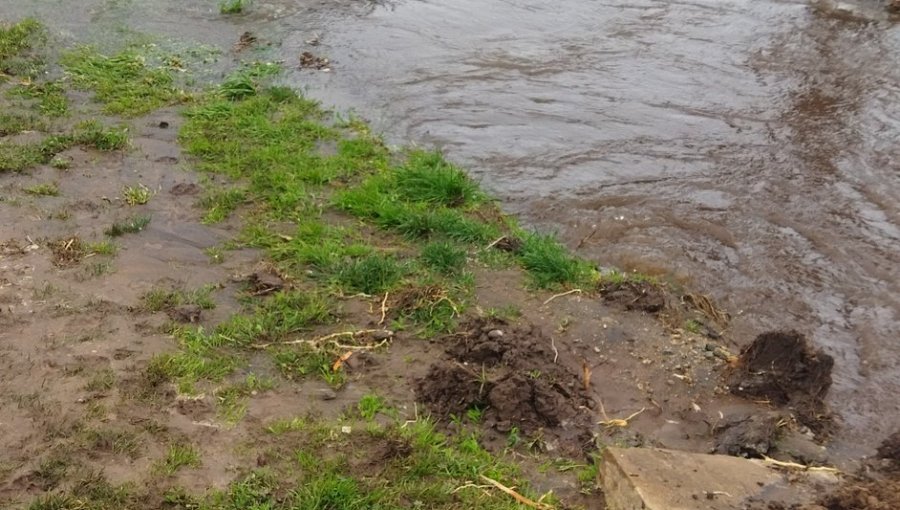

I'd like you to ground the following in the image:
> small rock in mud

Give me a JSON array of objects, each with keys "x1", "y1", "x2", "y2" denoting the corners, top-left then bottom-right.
[
  {"x1": 299, "y1": 51, "x2": 330, "y2": 70},
  {"x1": 775, "y1": 431, "x2": 829, "y2": 466},
  {"x1": 714, "y1": 412, "x2": 780, "y2": 458},
  {"x1": 169, "y1": 182, "x2": 200, "y2": 196},
  {"x1": 247, "y1": 271, "x2": 285, "y2": 295},
  {"x1": 599, "y1": 281, "x2": 666, "y2": 313},
  {"x1": 726, "y1": 330, "x2": 833, "y2": 433},
  {"x1": 167, "y1": 304, "x2": 201, "y2": 323}
]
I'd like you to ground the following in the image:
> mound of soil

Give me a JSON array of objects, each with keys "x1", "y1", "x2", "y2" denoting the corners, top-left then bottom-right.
[
  {"x1": 726, "y1": 330, "x2": 833, "y2": 433},
  {"x1": 599, "y1": 281, "x2": 665, "y2": 313},
  {"x1": 416, "y1": 319, "x2": 595, "y2": 454}
]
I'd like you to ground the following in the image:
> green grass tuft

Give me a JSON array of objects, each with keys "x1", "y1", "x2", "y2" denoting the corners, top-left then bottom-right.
[
  {"x1": 219, "y1": 0, "x2": 250, "y2": 14},
  {"x1": 8, "y1": 81, "x2": 68, "y2": 116},
  {"x1": 158, "y1": 442, "x2": 201, "y2": 474},
  {"x1": 395, "y1": 150, "x2": 481, "y2": 207},
  {"x1": 105, "y1": 215, "x2": 151, "y2": 236},
  {"x1": 122, "y1": 184, "x2": 152, "y2": 205},
  {"x1": 61, "y1": 48, "x2": 184, "y2": 116},
  {"x1": 519, "y1": 233, "x2": 593, "y2": 288},
  {"x1": 337, "y1": 253, "x2": 404, "y2": 295},
  {"x1": 421, "y1": 241, "x2": 467, "y2": 275},
  {"x1": 0, "y1": 18, "x2": 43, "y2": 78},
  {"x1": 142, "y1": 285, "x2": 217, "y2": 312},
  {"x1": 23, "y1": 182, "x2": 58, "y2": 196}
]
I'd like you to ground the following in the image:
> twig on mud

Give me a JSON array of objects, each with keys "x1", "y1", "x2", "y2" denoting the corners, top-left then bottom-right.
[
  {"x1": 575, "y1": 227, "x2": 597, "y2": 249},
  {"x1": 451, "y1": 482, "x2": 492, "y2": 494},
  {"x1": 479, "y1": 475, "x2": 555, "y2": 510},
  {"x1": 550, "y1": 337, "x2": 559, "y2": 364},
  {"x1": 401, "y1": 403, "x2": 419, "y2": 429},
  {"x1": 250, "y1": 329, "x2": 391, "y2": 349},
  {"x1": 485, "y1": 236, "x2": 507, "y2": 250},
  {"x1": 378, "y1": 292, "x2": 389, "y2": 325},
  {"x1": 598, "y1": 398, "x2": 646, "y2": 428},
  {"x1": 761, "y1": 456, "x2": 840, "y2": 474},
  {"x1": 543, "y1": 289, "x2": 582, "y2": 305},
  {"x1": 581, "y1": 361, "x2": 592, "y2": 391}
]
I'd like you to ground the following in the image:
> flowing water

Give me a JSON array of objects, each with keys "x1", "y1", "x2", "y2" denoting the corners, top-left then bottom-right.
[{"x1": 4, "y1": 0, "x2": 899, "y2": 460}]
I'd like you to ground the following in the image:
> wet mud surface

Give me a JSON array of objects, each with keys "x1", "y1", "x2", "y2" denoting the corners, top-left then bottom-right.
[{"x1": 2, "y1": 0, "x2": 897, "y2": 465}]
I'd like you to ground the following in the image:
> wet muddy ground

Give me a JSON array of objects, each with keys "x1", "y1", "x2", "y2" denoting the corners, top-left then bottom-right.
[
  {"x1": 1, "y1": 0, "x2": 899, "y2": 506},
  {"x1": 6, "y1": 0, "x2": 894, "y2": 462}
]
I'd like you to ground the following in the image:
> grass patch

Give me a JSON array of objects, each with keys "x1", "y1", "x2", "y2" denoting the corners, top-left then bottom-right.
[
  {"x1": 421, "y1": 241, "x2": 467, "y2": 275},
  {"x1": 220, "y1": 0, "x2": 250, "y2": 14},
  {"x1": 357, "y1": 393, "x2": 387, "y2": 420},
  {"x1": 8, "y1": 81, "x2": 68, "y2": 116},
  {"x1": 23, "y1": 182, "x2": 58, "y2": 196},
  {"x1": 158, "y1": 442, "x2": 201, "y2": 474},
  {"x1": 149, "y1": 290, "x2": 333, "y2": 389},
  {"x1": 519, "y1": 233, "x2": 594, "y2": 288},
  {"x1": 105, "y1": 215, "x2": 150, "y2": 236},
  {"x1": 336, "y1": 253, "x2": 405, "y2": 295},
  {"x1": 0, "y1": 18, "x2": 43, "y2": 78},
  {"x1": 122, "y1": 183, "x2": 152, "y2": 205},
  {"x1": 199, "y1": 186, "x2": 246, "y2": 223},
  {"x1": 61, "y1": 47, "x2": 185, "y2": 116},
  {"x1": 0, "y1": 122, "x2": 127, "y2": 172},
  {"x1": 83, "y1": 428, "x2": 141, "y2": 457},
  {"x1": 395, "y1": 150, "x2": 481, "y2": 207},
  {"x1": 87, "y1": 240, "x2": 117, "y2": 255},
  {"x1": 215, "y1": 374, "x2": 275, "y2": 423},
  {"x1": 142, "y1": 285, "x2": 217, "y2": 312},
  {"x1": 0, "y1": 110, "x2": 44, "y2": 136},
  {"x1": 84, "y1": 369, "x2": 116, "y2": 392}
]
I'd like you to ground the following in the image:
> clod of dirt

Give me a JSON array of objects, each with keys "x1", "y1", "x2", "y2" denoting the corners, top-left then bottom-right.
[
  {"x1": 299, "y1": 51, "x2": 330, "y2": 70},
  {"x1": 48, "y1": 237, "x2": 86, "y2": 267},
  {"x1": 876, "y1": 431, "x2": 900, "y2": 471},
  {"x1": 167, "y1": 304, "x2": 201, "y2": 323},
  {"x1": 233, "y1": 31, "x2": 258, "y2": 52},
  {"x1": 726, "y1": 330, "x2": 833, "y2": 433},
  {"x1": 599, "y1": 281, "x2": 666, "y2": 313},
  {"x1": 815, "y1": 479, "x2": 900, "y2": 510},
  {"x1": 416, "y1": 319, "x2": 595, "y2": 454},
  {"x1": 714, "y1": 413, "x2": 780, "y2": 458},
  {"x1": 247, "y1": 271, "x2": 284, "y2": 295},
  {"x1": 169, "y1": 182, "x2": 200, "y2": 196}
]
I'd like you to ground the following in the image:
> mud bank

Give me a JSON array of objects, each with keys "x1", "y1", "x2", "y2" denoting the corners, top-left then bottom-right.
[{"x1": 1, "y1": 5, "x2": 897, "y2": 510}]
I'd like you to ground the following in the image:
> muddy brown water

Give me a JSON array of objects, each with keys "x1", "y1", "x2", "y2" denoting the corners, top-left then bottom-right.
[{"x1": 4, "y1": 0, "x2": 898, "y2": 462}]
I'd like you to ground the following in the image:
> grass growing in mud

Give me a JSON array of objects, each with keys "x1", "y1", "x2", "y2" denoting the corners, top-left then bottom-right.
[{"x1": 0, "y1": 22, "x2": 642, "y2": 509}]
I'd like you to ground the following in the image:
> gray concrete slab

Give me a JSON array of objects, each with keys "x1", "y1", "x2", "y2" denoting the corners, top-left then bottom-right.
[{"x1": 601, "y1": 447, "x2": 799, "y2": 510}]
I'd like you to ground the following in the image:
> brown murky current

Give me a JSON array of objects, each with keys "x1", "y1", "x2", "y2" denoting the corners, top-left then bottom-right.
[{"x1": 4, "y1": 0, "x2": 899, "y2": 460}]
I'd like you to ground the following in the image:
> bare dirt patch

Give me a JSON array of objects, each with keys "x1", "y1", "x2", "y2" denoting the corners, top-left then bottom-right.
[{"x1": 417, "y1": 318, "x2": 596, "y2": 455}]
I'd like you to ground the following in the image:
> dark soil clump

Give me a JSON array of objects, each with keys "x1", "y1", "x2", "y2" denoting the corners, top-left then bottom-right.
[
  {"x1": 726, "y1": 330, "x2": 833, "y2": 433},
  {"x1": 714, "y1": 413, "x2": 781, "y2": 458},
  {"x1": 599, "y1": 281, "x2": 666, "y2": 313},
  {"x1": 416, "y1": 319, "x2": 595, "y2": 455},
  {"x1": 876, "y1": 431, "x2": 900, "y2": 467}
]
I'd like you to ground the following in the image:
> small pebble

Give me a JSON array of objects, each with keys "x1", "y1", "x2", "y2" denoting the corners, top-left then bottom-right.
[
  {"x1": 704, "y1": 351, "x2": 715, "y2": 359},
  {"x1": 319, "y1": 389, "x2": 337, "y2": 401},
  {"x1": 487, "y1": 329, "x2": 504, "y2": 339},
  {"x1": 372, "y1": 330, "x2": 394, "y2": 341}
]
